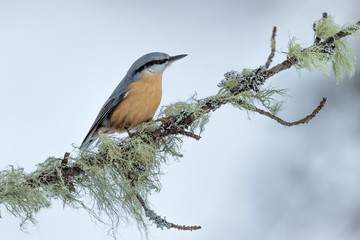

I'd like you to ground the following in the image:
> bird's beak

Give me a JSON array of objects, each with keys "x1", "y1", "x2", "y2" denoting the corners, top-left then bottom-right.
[{"x1": 170, "y1": 54, "x2": 188, "y2": 62}]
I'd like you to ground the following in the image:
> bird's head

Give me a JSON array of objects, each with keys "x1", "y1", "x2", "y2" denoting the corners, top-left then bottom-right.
[{"x1": 129, "y1": 52, "x2": 187, "y2": 76}]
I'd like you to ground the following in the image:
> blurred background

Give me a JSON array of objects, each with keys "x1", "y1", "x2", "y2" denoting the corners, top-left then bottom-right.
[{"x1": 0, "y1": 0, "x2": 359, "y2": 239}]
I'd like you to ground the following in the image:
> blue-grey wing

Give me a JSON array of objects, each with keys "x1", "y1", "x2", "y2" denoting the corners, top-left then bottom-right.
[
  {"x1": 80, "y1": 86, "x2": 127, "y2": 148},
  {"x1": 80, "y1": 67, "x2": 140, "y2": 148}
]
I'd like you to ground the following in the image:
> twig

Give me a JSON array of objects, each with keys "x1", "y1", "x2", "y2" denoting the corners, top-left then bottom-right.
[
  {"x1": 177, "y1": 128, "x2": 201, "y2": 140},
  {"x1": 129, "y1": 173, "x2": 201, "y2": 231},
  {"x1": 321, "y1": 20, "x2": 360, "y2": 45},
  {"x1": 154, "y1": 117, "x2": 201, "y2": 140},
  {"x1": 61, "y1": 152, "x2": 70, "y2": 165},
  {"x1": 313, "y1": 22, "x2": 321, "y2": 45},
  {"x1": 135, "y1": 193, "x2": 201, "y2": 231},
  {"x1": 265, "y1": 57, "x2": 295, "y2": 79},
  {"x1": 265, "y1": 26, "x2": 277, "y2": 69},
  {"x1": 171, "y1": 223, "x2": 202, "y2": 231},
  {"x1": 254, "y1": 98, "x2": 327, "y2": 126},
  {"x1": 136, "y1": 193, "x2": 149, "y2": 212}
]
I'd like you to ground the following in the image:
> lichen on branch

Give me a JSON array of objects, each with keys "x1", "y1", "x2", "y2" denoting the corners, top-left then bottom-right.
[
  {"x1": 287, "y1": 14, "x2": 359, "y2": 81},
  {"x1": 0, "y1": 12, "x2": 359, "y2": 239}
]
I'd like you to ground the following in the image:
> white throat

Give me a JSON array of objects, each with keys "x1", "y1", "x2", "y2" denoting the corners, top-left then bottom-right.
[{"x1": 147, "y1": 63, "x2": 170, "y2": 73}]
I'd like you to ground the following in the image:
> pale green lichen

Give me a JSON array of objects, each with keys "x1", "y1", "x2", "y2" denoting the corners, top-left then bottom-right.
[
  {"x1": 73, "y1": 131, "x2": 184, "y2": 236},
  {"x1": 341, "y1": 23, "x2": 360, "y2": 37},
  {"x1": 315, "y1": 16, "x2": 358, "y2": 81},
  {"x1": 288, "y1": 39, "x2": 332, "y2": 73},
  {"x1": 158, "y1": 93, "x2": 210, "y2": 134},
  {"x1": 288, "y1": 15, "x2": 359, "y2": 82},
  {"x1": 331, "y1": 39, "x2": 356, "y2": 81},
  {"x1": 314, "y1": 15, "x2": 340, "y2": 39},
  {"x1": 0, "y1": 157, "x2": 85, "y2": 231},
  {"x1": 0, "y1": 128, "x2": 184, "y2": 238},
  {"x1": 0, "y1": 166, "x2": 51, "y2": 230},
  {"x1": 271, "y1": 37, "x2": 276, "y2": 50},
  {"x1": 218, "y1": 67, "x2": 267, "y2": 93},
  {"x1": 227, "y1": 86, "x2": 287, "y2": 116},
  {"x1": 145, "y1": 209, "x2": 172, "y2": 230}
]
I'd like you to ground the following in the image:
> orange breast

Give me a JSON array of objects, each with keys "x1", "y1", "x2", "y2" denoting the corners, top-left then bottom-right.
[{"x1": 109, "y1": 72, "x2": 162, "y2": 131}]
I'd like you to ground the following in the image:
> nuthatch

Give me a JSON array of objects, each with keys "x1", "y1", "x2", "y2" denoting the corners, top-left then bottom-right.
[{"x1": 80, "y1": 52, "x2": 187, "y2": 148}]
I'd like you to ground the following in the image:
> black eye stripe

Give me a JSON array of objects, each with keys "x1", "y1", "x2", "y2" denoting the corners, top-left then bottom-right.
[{"x1": 134, "y1": 58, "x2": 169, "y2": 75}]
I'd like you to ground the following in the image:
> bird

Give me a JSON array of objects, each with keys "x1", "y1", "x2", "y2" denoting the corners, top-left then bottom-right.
[{"x1": 80, "y1": 52, "x2": 187, "y2": 148}]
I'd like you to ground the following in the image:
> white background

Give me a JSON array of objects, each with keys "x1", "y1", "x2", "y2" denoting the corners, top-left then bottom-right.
[{"x1": 1, "y1": 1, "x2": 360, "y2": 239}]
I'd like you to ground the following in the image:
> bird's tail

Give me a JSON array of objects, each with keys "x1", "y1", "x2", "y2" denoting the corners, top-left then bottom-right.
[
  {"x1": 80, "y1": 130, "x2": 99, "y2": 149},
  {"x1": 80, "y1": 137, "x2": 95, "y2": 149}
]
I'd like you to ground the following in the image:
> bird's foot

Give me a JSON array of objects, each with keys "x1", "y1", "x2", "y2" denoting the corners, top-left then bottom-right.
[
  {"x1": 125, "y1": 127, "x2": 134, "y2": 137},
  {"x1": 154, "y1": 116, "x2": 173, "y2": 123}
]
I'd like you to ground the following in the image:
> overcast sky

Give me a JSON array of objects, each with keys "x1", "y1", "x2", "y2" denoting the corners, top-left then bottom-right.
[{"x1": 1, "y1": 1, "x2": 360, "y2": 240}]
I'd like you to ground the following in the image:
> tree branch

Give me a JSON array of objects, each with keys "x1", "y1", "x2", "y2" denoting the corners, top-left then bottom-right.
[
  {"x1": 253, "y1": 98, "x2": 327, "y2": 126},
  {"x1": 265, "y1": 26, "x2": 277, "y2": 69},
  {"x1": 321, "y1": 20, "x2": 360, "y2": 45},
  {"x1": 1, "y1": 13, "x2": 359, "y2": 237}
]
